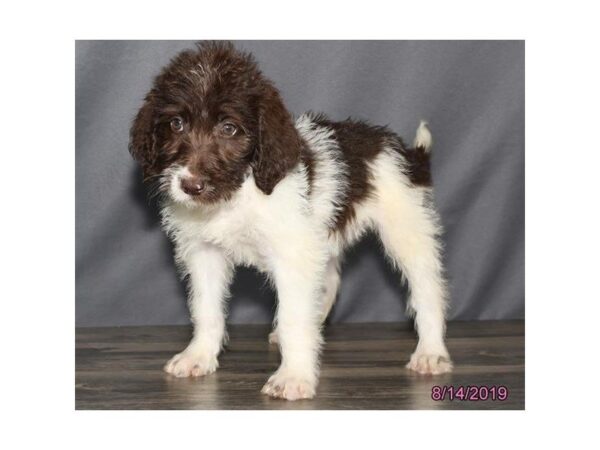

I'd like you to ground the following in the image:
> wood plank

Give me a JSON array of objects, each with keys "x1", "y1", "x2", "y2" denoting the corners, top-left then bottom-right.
[{"x1": 76, "y1": 321, "x2": 524, "y2": 410}]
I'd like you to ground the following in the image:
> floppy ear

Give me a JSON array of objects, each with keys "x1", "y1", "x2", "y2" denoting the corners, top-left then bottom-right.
[
  {"x1": 128, "y1": 100, "x2": 158, "y2": 180},
  {"x1": 251, "y1": 84, "x2": 301, "y2": 195}
]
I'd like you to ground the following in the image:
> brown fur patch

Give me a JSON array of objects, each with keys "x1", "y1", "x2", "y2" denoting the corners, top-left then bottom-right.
[
  {"x1": 252, "y1": 83, "x2": 302, "y2": 195},
  {"x1": 310, "y1": 114, "x2": 432, "y2": 232},
  {"x1": 300, "y1": 145, "x2": 315, "y2": 196},
  {"x1": 399, "y1": 146, "x2": 432, "y2": 186}
]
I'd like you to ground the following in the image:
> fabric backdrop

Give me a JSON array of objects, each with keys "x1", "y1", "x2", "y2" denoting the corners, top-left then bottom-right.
[{"x1": 76, "y1": 40, "x2": 524, "y2": 327}]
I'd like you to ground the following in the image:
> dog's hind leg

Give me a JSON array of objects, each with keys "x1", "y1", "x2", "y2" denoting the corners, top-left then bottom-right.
[
  {"x1": 373, "y1": 157, "x2": 452, "y2": 374},
  {"x1": 319, "y1": 256, "x2": 341, "y2": 324}
]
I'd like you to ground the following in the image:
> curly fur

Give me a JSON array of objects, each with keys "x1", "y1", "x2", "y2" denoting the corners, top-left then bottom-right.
[{"x1": 129, "y1": 41, "x2": 452, "y2": 401}]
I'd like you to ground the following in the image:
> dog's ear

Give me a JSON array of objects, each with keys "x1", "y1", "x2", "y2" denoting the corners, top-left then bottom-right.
[
  {"x1": 251, "y1": 84, "x2": 301, "y2": 195},
  {"x1": 129, "y1": 99, "x2": 158, "y2": 180}
]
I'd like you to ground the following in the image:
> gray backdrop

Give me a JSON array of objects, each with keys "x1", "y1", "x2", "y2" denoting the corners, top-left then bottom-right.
[{"x1": 76, "y1": 41, "x2": 524, "y2": 327}]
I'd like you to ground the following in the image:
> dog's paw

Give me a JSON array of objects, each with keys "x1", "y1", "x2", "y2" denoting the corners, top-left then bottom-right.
[
  {"x1": 268, "y1": 330, "x2": 279, "y2": 345},
  {"x1": 261, "y1": 369, "x2": 316, "y2": 401},
  {"x1": 164, "y1": 351, "x2": 218, "y2": 378},
  {"x1": 406, "y1": 352, "x2": 453, "y2": 375}
]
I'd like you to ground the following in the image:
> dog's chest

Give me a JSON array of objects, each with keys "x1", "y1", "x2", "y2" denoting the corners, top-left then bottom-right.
[
  {"x1": 200, "y1": 208, "x2": 264, "y2": 265},
  {"x1": 164, "y1": 187, "x2": 271, "y2": 269}
]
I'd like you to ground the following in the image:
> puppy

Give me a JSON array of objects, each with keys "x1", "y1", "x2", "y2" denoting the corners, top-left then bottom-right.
[{"x1": 129, "y1": 42, "x2": 452, "y2": 401}]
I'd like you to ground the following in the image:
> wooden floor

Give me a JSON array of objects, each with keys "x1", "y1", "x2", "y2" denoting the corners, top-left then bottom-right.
[{"x1": 76, "y1": 321, "x2": 524, "y2": 410}]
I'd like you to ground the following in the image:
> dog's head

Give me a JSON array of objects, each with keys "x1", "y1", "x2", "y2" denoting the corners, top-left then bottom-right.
[{"x1": 129, "y1": 42, "x2": 302, "y2": 205}]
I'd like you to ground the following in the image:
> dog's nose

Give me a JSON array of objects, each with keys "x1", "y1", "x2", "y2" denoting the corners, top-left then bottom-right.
[{"x1": 180, "y1": 177, "x2": 207, "y2": 196}]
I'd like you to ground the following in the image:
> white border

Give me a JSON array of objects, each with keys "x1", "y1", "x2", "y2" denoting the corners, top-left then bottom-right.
[{"x1": 2, "y1": 0, "x2": 599, "y2": 448}]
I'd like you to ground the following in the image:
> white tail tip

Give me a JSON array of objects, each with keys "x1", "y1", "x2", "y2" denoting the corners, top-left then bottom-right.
[{"x1": 413, "y1": 120, "x2": 432, "y2": 152}]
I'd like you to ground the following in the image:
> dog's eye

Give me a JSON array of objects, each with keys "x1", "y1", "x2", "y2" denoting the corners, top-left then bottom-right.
[
  {"x1": 221, "y1": 122, "x2": 238, "y2": 137},
  {"x1": 170, "y1": 117, "x2": 184, "y2": 133}
]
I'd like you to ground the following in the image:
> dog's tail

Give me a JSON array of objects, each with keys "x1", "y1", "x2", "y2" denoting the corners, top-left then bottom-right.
[{"x1": 413, "y1": 120, "x2": 432, "y2": 153}]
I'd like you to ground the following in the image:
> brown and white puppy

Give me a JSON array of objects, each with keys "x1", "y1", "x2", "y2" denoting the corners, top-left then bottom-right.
[{"x1": 129, "y1": 42, "x2": 452, "y2": 401}]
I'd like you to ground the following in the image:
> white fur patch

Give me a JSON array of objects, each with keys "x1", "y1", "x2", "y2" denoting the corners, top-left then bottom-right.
[
  {"x1": 296, "y1": 113, "x2": 350, "y2": 230},
  {"x1": 414, "y1": 120, "x2": 432, "y2": 152}
]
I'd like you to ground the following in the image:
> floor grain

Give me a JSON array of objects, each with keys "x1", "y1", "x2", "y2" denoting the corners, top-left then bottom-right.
[{"x1": 76, "y1": 321, "x2": 524, "y2": 410}]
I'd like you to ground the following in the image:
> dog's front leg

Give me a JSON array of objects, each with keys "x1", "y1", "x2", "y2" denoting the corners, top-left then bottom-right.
[
  {"x1": 261, "y1": 241, "x2": 325, "y2": 401},
  {"x1": 164, "y1": 243, "x2": 233, "y2": 378}
]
